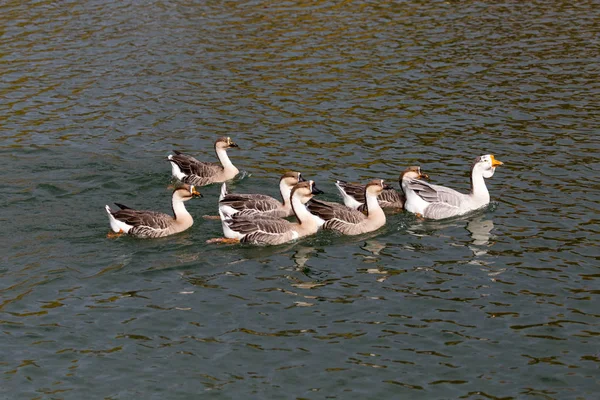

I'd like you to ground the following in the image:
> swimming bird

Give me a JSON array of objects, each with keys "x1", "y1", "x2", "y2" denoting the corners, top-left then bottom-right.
[
  {"x1": 403, "y1": 154, "x2": 503, "y2": 220},
  {"x1": 219, "y1": 171, "x2": 306, "y2": 218},
  {"x1": 336, "y1": 166, "x2": 429, "y2": 212},
  {"x1": 208, "y1": 181, "x2": 324, "y2": 245},
  {"x1": 105, "y1": 184, "x2": 202, "y2": 238},
  {"x1": 307, "y1": 179, "x2": 392, "y2": 235},
  {"x1": 167, "y1": 136, "x2": 239, "y2": 186}
]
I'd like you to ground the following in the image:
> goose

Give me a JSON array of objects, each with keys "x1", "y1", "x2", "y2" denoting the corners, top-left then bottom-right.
[
  {"x1": 167, "y1": 136, "x2": 239, "y2": 186},
  {"x1": 219, "y1": 171, "x2": 305, "y2": 218},
  {"x1": 336, "y1": 166, "x2": 429, "y2": 211},
  {"x1": 207, "y1": 181, "x2": 324, "y2": 245},
  {"x1": 307, "y1": 179, "x2": 392, "y2": 235},
  {"x1": 105, "y1": 184, "x2": 201, "y2": 238},
  {"x1": 403, "y1": 154, "x2": 503, "y2": 220}
]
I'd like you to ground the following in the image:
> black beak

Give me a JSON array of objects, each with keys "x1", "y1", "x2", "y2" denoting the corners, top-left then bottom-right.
[
  {"x1": 298, "y1": 174, "x2": 306, "y2": 182},
  {"x1": 229, "y1": 142, "x2": 239, "y2": 148},
  {"x1": 311, "y1": 185, "x2": 324, "y2": 195},
  {"x1": 383, "y1": 184, "x2": 393, "y2": 190}
]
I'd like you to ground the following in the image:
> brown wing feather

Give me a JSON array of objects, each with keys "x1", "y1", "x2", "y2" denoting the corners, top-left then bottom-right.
[
  {"x1": 307, "y1": 199, "x2": 366, "y2": 224},
  {"x1": 220, "y1": 194, "x2": 280, "y2": 213},
  {"x1": 227, "y1": 214, "x2": 292, "y2": 236},
  {"x1": 112, "y1": 209, "x2": 172, "y2": 229},
  {"x1": 338, "y1": 182, "x2": 366, "y2": 204},
  {"x1": 377, "y1": 189, "x2": 405, "y2": 208},
  {"x1": 170, "y1": 153, "x2": 223, "y2": 178}
]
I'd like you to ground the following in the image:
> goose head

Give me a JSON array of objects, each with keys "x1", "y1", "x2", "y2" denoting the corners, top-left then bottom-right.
[
  {"x1": 215, "y1": 136, "x2": 239, "y2": 150},
  {"x1": 366, "y1": 179, "x2": 393, "y2": 196},
  {"x1": 291, "y1": 180, "x2": 323, "y2": 204},
  {"x1": 473, "y1": 154, "x2": 503, "y2": 178},
  {"x1": 280, "y1": 171, "x2": 306, "y2": 188},
  {"x1": 400, "y1": 166, "x2": 429, "y2": 183},
  {"x1": 174, "y1": 184, "x2": 202, "y2": 201}
]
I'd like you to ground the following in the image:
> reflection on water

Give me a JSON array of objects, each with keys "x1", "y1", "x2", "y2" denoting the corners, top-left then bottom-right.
[
  {"x1": 466, "y1": 216, "x2": 494, "y2": 256},
  {"x1": 466, "y1": 216, "x2": 494, "y2": 247}
]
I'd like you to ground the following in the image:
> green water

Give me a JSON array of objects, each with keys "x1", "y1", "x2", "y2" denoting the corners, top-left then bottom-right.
[{"x1": 1, "y1": 1, "x2": 599, "y2": 399}]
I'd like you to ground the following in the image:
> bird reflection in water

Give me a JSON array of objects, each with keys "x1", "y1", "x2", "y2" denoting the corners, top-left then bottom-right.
[{"x1": 465, "y1": 216, "x2": 503, "y2": 276}]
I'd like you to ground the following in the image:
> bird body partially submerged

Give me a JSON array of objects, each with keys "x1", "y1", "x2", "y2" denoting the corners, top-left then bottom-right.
[
  {"x1": 210, "y1": 181, "x2": 323, "y2": 245},
  {"x1": 168, "y1": 137, "x2": 239, "y2": 186},
  {"x1": 105, "y1": 184, "x2": 201, "y2": 238},
  {"x1": 404, "y1": 155, "x2": 503, "y2": 220}
]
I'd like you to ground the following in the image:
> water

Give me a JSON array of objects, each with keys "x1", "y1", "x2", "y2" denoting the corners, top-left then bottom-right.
[{"x1": 1, "y1": 1, "x2": 599, "y2": 399}]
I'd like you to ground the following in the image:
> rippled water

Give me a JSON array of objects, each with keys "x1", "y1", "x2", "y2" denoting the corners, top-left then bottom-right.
[{"x1": 1, "y1": 1, "x2": 599, "y2": 399}]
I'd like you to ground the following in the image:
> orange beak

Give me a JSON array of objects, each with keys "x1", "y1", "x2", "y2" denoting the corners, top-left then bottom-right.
[
  {"x1": 491, "y1": 155, "x2": 504, "y2": 167},
  {"x1": 191, "y1": 186, "x2": 202, "y2": 197}
]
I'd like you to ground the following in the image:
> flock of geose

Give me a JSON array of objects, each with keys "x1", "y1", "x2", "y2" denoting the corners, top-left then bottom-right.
[{"x1": 105, "y1": 137, "x2": 503, "y2": 245}]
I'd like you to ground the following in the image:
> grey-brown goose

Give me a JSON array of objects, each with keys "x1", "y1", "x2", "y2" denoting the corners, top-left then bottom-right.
[
  {"x1": 219, "y1": 171, "x2": 305, "y2": 218},
  {"x1": 307, "y1": 179, "x2": 392, "y2": 235},
  {"x1": 404, "y1": 154, "x2": 503, "y2": 220},
  {"x1": 168, "y1": 136, "x2": 239, "y2": 186},
  {"x1": 105, "y1": 184, "x2": 202, "y2": 238},
  {"x1": 207, "y1": 181, "x2": 324, "y2": 245},
  {"x1": 336, "y1": 166, "x2": 429, "y2": 212}
]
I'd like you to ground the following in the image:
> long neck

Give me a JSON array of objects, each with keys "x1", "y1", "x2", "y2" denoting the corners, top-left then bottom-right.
[
  {"x1": 470, "y1": 166, "x2": 490, "y2": 200},
  {"x1": 215, "y1": 147, "x2": 235, "y2": 171},
  {"x1": 279, "y1": 181, "x2": 292, "y2": 209},
  {"x1": 172, "y1": 196, "x2": 191, "y2": 222},
  {"x1": 365, "y1": 191, "x2": 385, "y2": 220},
  {"x1": 291, "y1": 196, "x2": 318, "y2": 234}
]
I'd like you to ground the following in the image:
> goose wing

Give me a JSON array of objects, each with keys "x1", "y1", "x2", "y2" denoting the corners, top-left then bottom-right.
[
  {"x1": 220, "y1": 194, "x2": 280, "y2": 213},
  {"x1": 377, "y1": 189, "x2": 405, "y2": 208},
  {"x1": 169, "y1": 152, "x2": 223, "y2": 178},
  {"x1": 226, "y1": 214, "x2": 293, "y2": 243},
  {"x1": 406, "y1": 179, "x2": 466, "y2": 207},
  {"x1": 336, "y1": 181, "x2": 366, "y2": 204},
  {"x1": 307, "y1": 199, "x2": 366, "y2": 224},
  {"x1": 111, "y1": 209, "x2": 172, "y2": 229}
]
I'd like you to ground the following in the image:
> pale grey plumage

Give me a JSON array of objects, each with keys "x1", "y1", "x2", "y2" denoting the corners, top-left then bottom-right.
[{"x1": 403, "y1": 155, "x2": 503, "y2": 220}]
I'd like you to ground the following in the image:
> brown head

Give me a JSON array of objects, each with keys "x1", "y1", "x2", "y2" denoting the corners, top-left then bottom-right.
[
  {"x1": 215, "y1": 136, "x2": 239, "y2": 150},
  {"x1": 280, "y1": 171, "x2": 305, "y2": 187},
  {"x1": 174, "y1": 184, "x2": 202, "y2": 201},
  {"x1": 365, "y1": 179, "x2": 393, "y2": 196},
  {"x1": 400, "y1": 166, "x2": 429, "y2": 183},
  {"x1": 290, "y1": 180, "x2": 324, "y2": 204}
]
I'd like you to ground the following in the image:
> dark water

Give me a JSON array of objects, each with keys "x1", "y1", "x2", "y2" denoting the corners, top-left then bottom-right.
[{"x1": 1, "y1": 1, "x2": 599, "y2": 399}]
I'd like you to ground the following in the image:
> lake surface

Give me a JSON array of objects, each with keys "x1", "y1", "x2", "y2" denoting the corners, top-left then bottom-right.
[{"x1": 1, "y1": 1, "x2": 599, "y2": 399}]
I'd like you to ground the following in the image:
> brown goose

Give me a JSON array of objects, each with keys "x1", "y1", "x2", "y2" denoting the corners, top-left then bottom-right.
[
  {"x1": 307, "y1": 179, "x2": 392, "y2": 235},
  {"x1": 404, "y1": 154, "x2": 503, "y2": 220},
  {"x1": 335, "y1": 166, "x2": 429, "y2": 212},
  {"x1": 219, "y1": 171, "x2": 305, "y2": 218},
  {"x1": 105, "y1": 184, "x2": 202, "y2": 238},
  {"x1": 207, "y1": 181, "x2": 324, "y2": 245},
  {"x1": 168, "y1": 137, "x2": 239, "y2": 186}
]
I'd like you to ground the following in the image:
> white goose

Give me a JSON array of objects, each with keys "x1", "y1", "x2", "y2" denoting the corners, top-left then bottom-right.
[
  {"x1": 168, "y1": 137, "x2": 239, "y2": 186},
  {"x1": 404, "y1": 154, "x2": 503, "y2": 220},
  {"x1": 207, "y1": 181, "x2": 324, "y2": 245},
  {"x1": 335, "y1": 166, "x2": 429, "y2": 212},
  {"x1": 219, "y1": 171, "x2": 305, "y2": 218},
  {"x1": 105, "y1": 184, "x2": 202, "y2": 238},
  {"x1": 307, "y1": 179, "x2": 392, "y2": 235}
]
